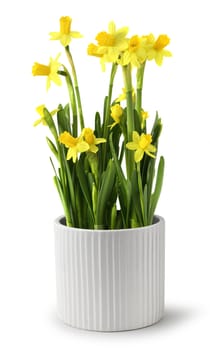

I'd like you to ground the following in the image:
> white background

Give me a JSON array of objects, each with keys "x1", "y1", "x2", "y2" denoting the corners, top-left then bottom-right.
[{"x1": 0, "y1": 0, "x2": 210, "y2": 348}]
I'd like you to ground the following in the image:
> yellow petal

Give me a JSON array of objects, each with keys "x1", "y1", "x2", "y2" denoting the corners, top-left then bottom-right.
[
  {"x1": 147, "y1": 144, "x2": 156, "y2": 153},
  {"x1": 132, "y1": 131, "x2": 140, "y2": 143},
  {"x1": 59, "y1": 131, "x2": 76, "y2": 148},
  {"x1": 33, "y1": 118, "x2": 42, "y2": 127},
  {"x1": 89, "y1": 144, "x2": 99, "y2": 153},
  {"x1": 49, "y1": 32, "x2": 62, "y2": 40},
  {"x1": 71, "y1": 31, "x2": 83, "y2": 38},
  {"x1": 60, "y1": 34, "x2": 71, "y2": 47},
  {"x1": 67, "y1": 148, "x2": 77, "y2": 162},
  {"x1": 134, "y1": 149, "x2": 144, "y2": 162},
  {"x1": 77, "y1": 141, "x2": 89, "y2": 152},
  {"x1": 126, "y1": 141, "x2": 137, "y2": 150},
  {"x1": 95, "y1": 138, "x2": 106, "y2": 145},
  {"x1": 145, "y1": 151, "x2": 156, "y2": 158},
  {"x1": 36, "y1": 104, "x2": 45, "y2": 117},
  {"x1": 108, "y1": 21, "x2": 116, "y2": 34}
]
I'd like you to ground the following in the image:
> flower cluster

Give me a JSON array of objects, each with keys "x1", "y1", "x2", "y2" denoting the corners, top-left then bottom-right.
[
  {"x1": 32, "y1": 16, "x2": 171, "y2": 229},
  {"x1": 88, "y1": 21, "x2": 171, "y2": 69},
  {"x1": 59, "y1": 128, "x2": 106, "y2": 163}
]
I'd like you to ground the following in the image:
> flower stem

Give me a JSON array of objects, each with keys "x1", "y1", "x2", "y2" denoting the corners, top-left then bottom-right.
[
  {"x1": 103, "y1": 63, "x2": 118, "y2": 138},
  {"x1": 65, "y1": 46, "x2": 85, "y2": 130},
  {"x1": 122, "y1": 64, "x2": 135, "y2": 179},
  {"x1": 101, "y1": 63, "x2": 117, "y2": 171},
  {"x1": 61, "y1": 66, "x2": 78, "y2": 137},
  {"x1": 136, "y1": 162, "x2": 147, "y2": 226},
  {"x1": 136, "y1": 62, "x2": 146, "y2": 114}
]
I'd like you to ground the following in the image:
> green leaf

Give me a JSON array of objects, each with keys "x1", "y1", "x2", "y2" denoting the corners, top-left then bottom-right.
[
  {"x1": 148, "y1": 156, "x2": 165, "y2": 224},
  {"x1": 131, "y1": 169, "x2": 143, "y2": 226},
  {"x1": 46, "y1": 137, "x2": 58, "y2": 160},
  {"x1": 151, "y1": 111, "x2": 163, "y2": 145},
  {"x1": 57, "y1": 104, "x2": 71, "y2": 134},
  {"x1": 96, "y1": 159, "x2": 116, "y2": 228},
  {"x1": 143, "y1": 184, "x2": 148, "y2": 224},
  {"x1": 133, "y1": 108, "x2": 141, "y2": 134},
  {"x1": 145, "y1": 158, "x2": 155, "y2": 214},
  {"x1": 95, "y1": 112, "x2": 102, "y2": 137},
  {"x1": 44, "y1": 108, "x2": 58, "y2": 140},
  {"x1": 53, "y1": 175, "x2": 72, "y2": 227},
  {"x1": 110, "y1": 133, "x2": 131, "y2": 226},
  {"x1": 76, "y1": 161, "x2": 94, "y2": 224}
]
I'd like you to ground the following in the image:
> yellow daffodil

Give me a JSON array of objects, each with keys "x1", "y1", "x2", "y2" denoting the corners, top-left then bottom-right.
[
  {"x1": 119, "y1": 35, "x2": 147, "y2": 67},
  {"x1": 145, "y1": 34, "x2": 172, "y2": 66},
  {"x1": 87, "y1": 43, "x2": 106, "y2": 70},
  {"x1": 32, "y1": 54, "x2": 62, "y2": 90},
  {"x1": 88, "y1": 21, "x2": 129, "y2": 68},
  {"x1": 109, "y1": 104, "x2": 123, "y2": 129},
  {"x1": 87, "y1": 43, "x2": 103, "y2": 58},
  {"x1": 126, "y1": 131, "x2": 156, "y2": 162},
  {"x1": 49, "y1": 16, "x2": 83, "y2": 47},
  {"x1": 33, "y1": 105, "x2": 58, "y2": 126},
  {"x1": 59, "y1": 131, "x2": 89, "y2": 163},
  {"x1": 82, "y1": 128, "x2": 106, "y2": 153},
  {"x1": 115, "y1": 87, "x2": 135, "y2": 102}
]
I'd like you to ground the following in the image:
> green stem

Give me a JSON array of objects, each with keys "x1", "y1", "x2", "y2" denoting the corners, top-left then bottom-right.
[
  {"x1": 101, "y1": 63, "x2": 118, "y2": 171},
  {"x1": 122, "y1": 64, "x2": 134, "y2": 179},
  {"x1": 60, "y1": 66, "x2": 77, "y2": 136},
  {"x1": 103, "y1": 63, "x2": 118, "y2": 138},
  {"x1": 136, "y1": 62, "x2": 146, "y2": 115},
  {"x1": 136, "y1": 162, "x2": 146, "y2": 226},
  {"x1": 65, "y1": 46, "x2": 85, "y2": 130}
]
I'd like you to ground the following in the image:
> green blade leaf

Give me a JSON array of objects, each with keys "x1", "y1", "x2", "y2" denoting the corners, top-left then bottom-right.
[
  {"x1": 149, "y1": 156, "x2": 165, "y2": 224},
  {"x1": 44, "y1": 108, "x2": 58, "y2": 140},
  {"x1": 76, "y1": 161, "x2": 94, "y2": 224},
  {"x1": 96, "y1": 159, "x2": 116, "y2": 228},
  {"x1": 109, "y1": 133, "x2": 131, "y2": 226},
  {"x1": 46, "y1": 137, "x2": 58, "y2": 160}
]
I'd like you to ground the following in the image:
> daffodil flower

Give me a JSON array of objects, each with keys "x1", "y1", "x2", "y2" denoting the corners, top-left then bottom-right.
[
  {"x1": 88, "y1": 21, "x2": 129, "y2": 68},
  {"x1": 82, "y1": 128, "x2": 106, "y2": 153},
  {"x1": 33, "y1": 105, "x2": 58, "y2": 126},
  {"x1": 32, "y1": 54, "x2": 62, "y2": 90},
  {"x1": 146, "y1": 34, "x2": 172, "y2": 66},
  {"x1": 59, "y1": 131, "x2": 89, "y2": 163},
  {"x1": 49, "y1": 16, "x2": 83, "y2": 47},
  {"x1": 109, "y1": 104, "x2": 123, "y2": 129},
  {"x1": 119, "y1": 35, "x2": 147, "y2": 67},
  {"x1": 126, "y1": 131, "x2": 156, "y2": 162}
]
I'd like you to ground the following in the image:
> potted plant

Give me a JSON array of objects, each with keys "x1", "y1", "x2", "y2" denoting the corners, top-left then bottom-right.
[{"x1": 32, "y1": 16, "x2": 171, "y2": 331}]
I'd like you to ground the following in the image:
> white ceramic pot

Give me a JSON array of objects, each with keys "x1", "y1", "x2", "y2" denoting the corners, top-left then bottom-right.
[{"x1": 54, "y1": 215, "x2": 165, "y2": 331}]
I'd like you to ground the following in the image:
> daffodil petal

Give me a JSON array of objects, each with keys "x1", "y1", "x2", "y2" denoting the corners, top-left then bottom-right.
[
  {"x1": 77, "y1": 141, "x2": 89, "y2": 152},
  {"x1": 49, "y1": 32, "x2": 62, "y2": 40},
  {"x1": 135, "y1": 149, "x2": 144, "y2": 162},
  {"x1": 126, "y1": 142, "x2": 137, "y2": 150},
  {"x1": 89, "y1": 144, "x2": 98, "y2": 153},
  {"x1": 133, "y1": 131, "x2": 140, "y2": 143},
  {"x1": 71, "y1": 31, "x2": 83, "y2": 38},
  {"x1": 147, "y1": 144, "x2": 156, "y2": 153},
  {"x1": 108, "y1": 21, "x2": 116, "y2": 34},
  {"x1": 33, "y1": 118, "x2": 42, "y2": 127},
  {"x1": 145, "y1": 150, "x2": 156, "y2": 158},
  {"x1": 60, "y1": 35, "x2": 71, "y2": 46},
  {"x1": 95, "y1": 138, "x2": 106, "y2": 144},
  {"x1": 67, "y1": 148, "x2": 77, "y2": 161}
]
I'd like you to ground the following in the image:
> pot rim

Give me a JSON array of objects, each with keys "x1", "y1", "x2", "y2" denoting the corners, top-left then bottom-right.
[{"x1": 54, "y1": 215, "x2": 164, "y2": 234}]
